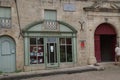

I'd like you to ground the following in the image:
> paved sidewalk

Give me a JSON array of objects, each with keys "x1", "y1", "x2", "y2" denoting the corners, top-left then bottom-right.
[
  {"x1": 0, "y1": 65, "x2": 103, "y2": 80},
  {"x1": 20, "y1": 63, "x2": 120, "y2": 80}
]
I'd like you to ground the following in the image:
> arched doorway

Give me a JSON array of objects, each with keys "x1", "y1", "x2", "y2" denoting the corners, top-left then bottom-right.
[
  {"x1": 0, "y1": 36, "x2": 16, "y2": 72},
  {"x1": 94, "y1": 23, "x2": 116, "y2": 62}
]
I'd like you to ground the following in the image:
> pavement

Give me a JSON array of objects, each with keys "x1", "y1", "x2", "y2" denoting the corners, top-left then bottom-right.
[
  {"x1": 0, "y1": 64, "x2": 104, "y2": 80},
  {"x1": 22, "y1": 63, "x2": 120, "y2": 80}
]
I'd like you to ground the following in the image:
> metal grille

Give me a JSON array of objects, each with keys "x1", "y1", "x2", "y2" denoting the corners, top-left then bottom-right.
[
  {"x1": 44, "y1": 20, "x2": 59, "y2": 31},
  {"x1": 0, "y1": 17, "x2": 11, "y2": 28}
]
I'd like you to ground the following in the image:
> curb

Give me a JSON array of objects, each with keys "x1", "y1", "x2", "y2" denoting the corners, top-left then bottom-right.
[{"x1": 0, "y1": 66, "x2": 104, "y2": 80}]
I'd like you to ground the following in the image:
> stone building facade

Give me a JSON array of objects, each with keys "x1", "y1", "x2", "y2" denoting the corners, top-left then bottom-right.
[{"x1": 0, "y1": 0, "x2": 120, "y2": 72}]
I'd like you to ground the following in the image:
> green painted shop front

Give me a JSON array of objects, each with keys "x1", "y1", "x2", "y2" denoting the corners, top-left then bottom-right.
[{"x1": 23, "y1": 20, "x2": 77, "y2": 69}]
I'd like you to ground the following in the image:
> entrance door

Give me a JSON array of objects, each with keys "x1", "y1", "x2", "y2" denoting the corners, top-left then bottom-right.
[
  {"x1": 101, "y1": 35, "x2": 116, "y2": 62},
  {"x1": 0, "y1": 36, "x2": 16, "y2": 72},
  {"x1": 46, "y1": 37, "x2": 58, "y2": 67},
  {"x1": 94, "y1": 23, "x2": 116, "y2": 62}
]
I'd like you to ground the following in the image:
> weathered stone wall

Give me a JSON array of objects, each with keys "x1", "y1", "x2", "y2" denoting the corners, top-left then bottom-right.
[
  {"x1": 17, "y1": 0, "x2": 94, "y2": 67},
  {"x1": 0, "y1": 0, "x2": 120, "y2": 71},
  {"x1": 0, "y1": 0, "x2": 24, "y2": 71}
]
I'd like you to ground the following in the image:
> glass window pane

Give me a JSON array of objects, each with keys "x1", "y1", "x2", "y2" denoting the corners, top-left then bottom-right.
[
  {"x1": 60, "y1": 46, "x2": 66, "y2": 62},
  {"x1": 30, "y1": 46, "x2": 37, "y2": 64},
  {"x1": 37, "y1": 38, "x2": 44, "y2": 45},
  {"x1": 38, "y1": 46, "x2": 44, "y2": 64},
  {"x1": 60, "y1": 38, "x2": 73, "y2": 62},
  {"x1": 67, "y1": 45, "x2": 72, "y2": 62},
  {"x1": 66, "y1": 38, "x2": 71, "y2": 44},
  {"x1": 37, "y1": 37, "x2": 44, "y2": 64},
  {"x1": 30, "y1": 37, "x2": 44, "y2": 64},
  {"x1": 60, "y1": 38, "x2": 65, "y2": 44},
  {"x1": 30, "y1": 38, "x2": 36, "y2": 45}
]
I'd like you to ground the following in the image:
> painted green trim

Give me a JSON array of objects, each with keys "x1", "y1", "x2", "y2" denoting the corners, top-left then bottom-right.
[
  {"x1": 45, "y1": 38, "x2": 59, "y2": 68},
  {"x1": 24, "y1": 36, "x2": 77, "y2": 67},
  {"x1": 24, "y1": 37, "x2": 29, "y2": 66},
  {"x1": 23, "y1": 20, "x2": 78, "y2": 67},
  {"x1": 73, "y1": 37, "x2": 77, "y2": 64},
  {"x1": 24, "y1": 36, "x2": 77, "y2": 38},
  {"x1": 57, "y1": 38, "x2": 60, "y2": 67},
  {"x1": 58, "y1": 21, "x2": 77, "y2": 33},
  {"x1": 22, "y1": 20, "x2": 77, "y2": 33},
  {"x1": 44, "y1": 38, "x2": 47, "y2": 68},
  {"x1": 24, "y1": 31, "x2": 74, "y2": 33},
  {"x1": 22, "y1": 20, "x2": 44, "y2": 32},
  {"x1": 24, "y1": 35, "x2": 76, "y2": 38}
]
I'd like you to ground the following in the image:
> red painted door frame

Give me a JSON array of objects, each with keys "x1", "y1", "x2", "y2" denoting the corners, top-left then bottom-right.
[
  {"x1": 111, "y1": 36, "x2": 116, "y2": 61},
  {"x1": 94, "y1": 35, "x2": 101, "y2": 62},
  {"x1": 94, "y1": 23, "x2": 116, "y2": 62}
]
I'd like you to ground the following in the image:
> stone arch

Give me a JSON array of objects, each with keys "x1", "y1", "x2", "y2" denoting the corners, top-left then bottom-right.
[
  {"x1": 95, "y1": 23, "x2": 116, "y2": 35},
  {"x1": 94, "y1": 23, "x2": 117, "y2": 62},
  {"x1": 22, "y1": 20, "x2": 77, "y2": 33},
  {"x1": 0, "y1": 35, "x2": 16, "y2": 45}
]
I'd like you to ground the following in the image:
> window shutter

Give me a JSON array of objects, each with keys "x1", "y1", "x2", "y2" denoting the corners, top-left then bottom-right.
[
  {"x1": 0, "y1": 7, "x2": 11, "y2": 18},
  {"x1": 44, "y1": 10, "x2": 57, "y2": 20}
]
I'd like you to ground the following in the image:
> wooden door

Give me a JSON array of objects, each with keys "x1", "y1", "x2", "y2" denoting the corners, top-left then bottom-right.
[
  {"x1": 46, "y1": 37, "x2": 58, "y2": 67},
  {"x1": 94, "y1": 23, "x2": 116, "y2": 62},
  {"x1": 94, "y1": 35, "x2": 101, "y2": 62},
  {"x1": 0, "y1": 36, "x2": 16, "y2": 72}
]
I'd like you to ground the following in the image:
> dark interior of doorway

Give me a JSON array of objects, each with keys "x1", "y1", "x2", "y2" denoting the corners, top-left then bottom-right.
[{"x1": 100, "y1": 35, "x2": 115, "y2": 62}]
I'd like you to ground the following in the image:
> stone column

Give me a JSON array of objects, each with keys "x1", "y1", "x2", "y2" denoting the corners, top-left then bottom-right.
[{"x1": 87, "y1": 27, "x2": 97, "y2": 64}]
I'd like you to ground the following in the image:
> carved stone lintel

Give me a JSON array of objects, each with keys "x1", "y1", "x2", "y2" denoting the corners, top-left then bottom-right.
[
  {"x1": 87, "y1": 16, "x2": 94, "y2": 20},
  {"x1": 84, "y1": 1, "x2": 120, "y2": 13},
  {"x1": 0, "y1": 0, "x2": 11, "y2": 7}
]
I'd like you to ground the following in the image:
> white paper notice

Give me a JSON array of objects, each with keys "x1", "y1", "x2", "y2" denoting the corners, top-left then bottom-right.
[{"x1": 50, "y1": 46, "x2": 54, "y2": 52}]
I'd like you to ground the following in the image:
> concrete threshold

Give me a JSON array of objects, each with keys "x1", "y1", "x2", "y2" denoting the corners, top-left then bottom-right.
[{"x1": 0, "y1": 65, "x2": 104, "y2": 80}]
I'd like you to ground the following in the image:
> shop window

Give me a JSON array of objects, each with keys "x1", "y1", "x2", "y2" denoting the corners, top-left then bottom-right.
[
  {"x1": 0, "y1": 7, "x2": 11, "y2": 28},
  {"x1": 30, "y1": 37, "x2": 44, "y2": 64},
  {"x1": 60, "y1": 38, "x2": 72, "y2": 62}
]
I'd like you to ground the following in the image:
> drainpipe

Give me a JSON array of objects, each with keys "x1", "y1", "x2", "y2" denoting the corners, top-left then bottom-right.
[{"x1": 14, "y1": 0, "x2": 23, "y2": 38}]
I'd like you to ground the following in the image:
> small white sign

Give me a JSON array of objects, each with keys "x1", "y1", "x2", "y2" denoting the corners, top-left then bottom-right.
[{"x1": 50, "y1": 46, "x2": 54, "y2": 52}]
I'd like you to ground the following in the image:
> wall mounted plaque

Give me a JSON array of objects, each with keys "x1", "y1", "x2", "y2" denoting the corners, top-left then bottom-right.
[{"x1": 63, "y1": 3, "x2": 76, "y2": 12}]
